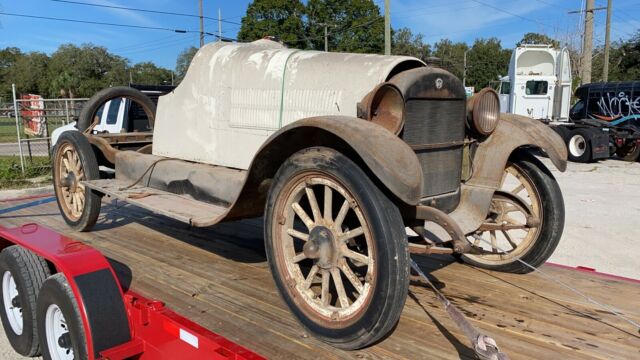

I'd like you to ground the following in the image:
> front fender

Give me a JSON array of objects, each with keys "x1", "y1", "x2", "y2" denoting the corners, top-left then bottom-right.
[
  {"x1": 225, "y1": 116, "x2": 423, "y2": 220},
  {"x1": 449, "y1": 114, "x2": 567, "y2": 233}
]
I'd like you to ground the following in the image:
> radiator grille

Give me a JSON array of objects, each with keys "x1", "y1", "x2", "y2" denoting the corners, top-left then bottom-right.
[{"x1": 403, "y1": 99, "x2": 466, "y2": 197}]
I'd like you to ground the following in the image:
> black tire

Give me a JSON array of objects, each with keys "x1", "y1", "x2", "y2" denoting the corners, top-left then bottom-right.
[
  {"x1": 616, "y1": 143, "x2": 640, "y2": 162},
  {"x1": 77, "y1": 86, "x2": 156, "y2": 132},
  {"x1": 36, "y1": 273, "x2": 88, "y2": 360},
  {"x1": 0, "y1": 246, "x2": 51, "y2": 357},
  {"x1": 265, "y1": 147, "x2": 409, "y2": 349},
  {"x1": 551, "y1": 125, "x2": 570, "y2": 142},
  {"x1": 463, "y1": 153, "x2": 565, "y2": 273},
  {"x1": 567, "y1": 128, "x2": 593, "y2": 163},
  {"x1": 52, "y1": 131, "x2": 102, "y2": 231}
]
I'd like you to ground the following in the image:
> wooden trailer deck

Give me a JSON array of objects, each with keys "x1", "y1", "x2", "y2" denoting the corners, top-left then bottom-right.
[{"x1": 1, "y1": 196, "x2": 639, "y2": 359}]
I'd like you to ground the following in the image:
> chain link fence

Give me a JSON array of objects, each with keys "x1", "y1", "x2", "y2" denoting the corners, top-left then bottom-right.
[{"x1": 0, "y1": 84, "x2": 87, "y2": 187}]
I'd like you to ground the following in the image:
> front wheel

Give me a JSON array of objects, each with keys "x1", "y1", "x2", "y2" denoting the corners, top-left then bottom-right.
[
  {"x1": 265, "y1": 147, "x2": 409, "y2": 349},
  {"x1": 567, "y1": 128, "x2": 593, "y2": 163},
  {"x1": 462, "y1": 153, "x2": 565, "y2": 273}
]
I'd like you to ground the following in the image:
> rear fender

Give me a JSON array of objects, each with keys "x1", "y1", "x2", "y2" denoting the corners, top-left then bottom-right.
[
  {"x1": 449, "y1": 114, "x2": 567, "y2": 233},
  {"x1": 225, "y1": 116, "x2": 423, "y2": 220}
]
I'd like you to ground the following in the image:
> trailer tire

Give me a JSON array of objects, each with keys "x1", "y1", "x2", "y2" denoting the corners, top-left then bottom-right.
[
  {"x1": 77, "y1": 86, "x2": 156, "y2": 132},
  {"x1": 616, "y1": 143, "x2": 640, "y2": 162},
  {"x1": 265, "y1": 147, "x2": 409, "y2": 350},
  {"x1": 37, "y1": 274, "x2": 88, "y2": 360},
  {"x1": 53, "y1": 131, "x2": 102, "y2": 232},
  {"x1": 567, "y1": 128, "x2": 593, "y2": 163},
  {"x1": 0, "y1": 246, "x2": 51, "y2": 357}
]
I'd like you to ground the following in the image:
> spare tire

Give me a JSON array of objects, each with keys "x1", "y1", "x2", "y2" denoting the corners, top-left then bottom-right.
[{"x1": 77, "y1": 86, "x2": 156, "y2": 132}]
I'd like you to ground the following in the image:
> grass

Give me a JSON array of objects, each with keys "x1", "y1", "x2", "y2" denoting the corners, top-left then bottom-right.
[
  {"x1": 0, "y1": 156, "x2": 51, "y2": 189},
  {"x1": 0, "y1": 117, "x2": 68, "y2": 143}
]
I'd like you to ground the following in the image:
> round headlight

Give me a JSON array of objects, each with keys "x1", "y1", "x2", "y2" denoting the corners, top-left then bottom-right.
[
  {"x1": 468, "y1": 88, "x2": 500, "y2": 136},
  {"x1": 360, "y1": 83, "x2": 405, "y2": 135}
]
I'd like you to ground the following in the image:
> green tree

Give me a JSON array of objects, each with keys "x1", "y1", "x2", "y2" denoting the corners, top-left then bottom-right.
[
  {"x1": 175, "y1": 46, "x2": 198, "y2": 83},
  {"x1": 12, "y1": 52, "x2": 50, "y2": 96},
  {"x1": 0, "y1": 47, "x2": 24, "y2": 100},
  {"x1": 47, "y1": 44, "x2": 128, "y2": 98},
  {"x1": 130, "y1": 62, "x2": 173, "y2": 85},
  {"x1": 592, "y1": 30, "x2": 640, "y2": 82},
  {"x1": 432, "y1": 39, "x2": 469, "y2": 80},
  {"x1": 466, "y1": 38, "x2": 511, "y2": 89},
  {"x1": 238, "y1": 0, "x2": 305, "y2": 46},
  {"x1": 392, "y1": 27, "x2": 430, "y2": 61},
  {"x1": 516, "y1": 32, "x2": 560, "y2": 48},
  {"x1": 306, "y1": 0, "x2": 385, "y2": 53}
]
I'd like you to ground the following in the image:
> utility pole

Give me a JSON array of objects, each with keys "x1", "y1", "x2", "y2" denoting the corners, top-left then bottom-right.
[
  {"x1": 317, "y1": 23, "x2": 336, "y2": 52},
  {"x1": 569, "y1": 0, "x2": 606, "y2": 84},
  {"x1": 603, "y1": 0, "x2": 613, "y2": 82},
  {"x1": 384, "y1": 0, "x2": 391, "y2": 55},
  {"x1": 463, "y1": 49, "x2": 470, "y2": 88},
  {"x1": 199, "y1": 0, "x2": 204, "y2": 48},
  {"x1": 218, "y1": 8, "x2": 222, "y2": 41}
]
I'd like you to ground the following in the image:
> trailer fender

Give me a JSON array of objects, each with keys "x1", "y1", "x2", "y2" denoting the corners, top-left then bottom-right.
[
  {"x1": 226, "y1": 116, "x2": 423, "y2": 220},
  {"x1": 450, "y1": 113, "x2": 567, "y2": 234},
  {"x1": 0, "y1": 224, "x2": 131, "y2": 359}
]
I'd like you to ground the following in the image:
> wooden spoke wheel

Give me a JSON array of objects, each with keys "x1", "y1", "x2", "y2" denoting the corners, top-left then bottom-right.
[
  {"x1": 462, "y1": 154, "x2": 565, "y2": 273},
  {"x1": 55, "y1": 144, "x2": 86, "y2": 221},
  {"x1": 265, "y1": 147, "x2": 409, "y2": 349},
  {"x1": 52, "y1": 131, "x2": 102, "y2": 232},
  {"x1": 276, "y1": 175, "x2": 375, "y2": 322}
]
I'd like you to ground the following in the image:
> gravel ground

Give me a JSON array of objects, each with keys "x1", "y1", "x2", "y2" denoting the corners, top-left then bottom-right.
[{"x1": 0, "y1": 158, "x2": 637, "y2": 358}]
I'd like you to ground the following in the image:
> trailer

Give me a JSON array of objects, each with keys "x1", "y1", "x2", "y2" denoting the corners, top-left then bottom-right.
[
  {"x1": 497, "y1": 45, "x2": 640, "y2": 163},
  {"x1": 0, "y1": 194, "x2": 638, "y2": 359}
]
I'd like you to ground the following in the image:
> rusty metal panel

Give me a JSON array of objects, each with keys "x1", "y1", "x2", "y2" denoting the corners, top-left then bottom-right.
[{"x1": 152, "y1": 39, "x2": 424, "y2": 170}]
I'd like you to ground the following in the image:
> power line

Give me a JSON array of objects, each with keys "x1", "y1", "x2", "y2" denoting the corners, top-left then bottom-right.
[
  {"x1": 51, "y1": 0, "x2": 241, "y2": 25},
  {"x1": 0, "y1": 11, "x2": 195, "y2": 33}
]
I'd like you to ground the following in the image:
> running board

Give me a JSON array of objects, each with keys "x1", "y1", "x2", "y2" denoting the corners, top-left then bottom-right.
[{"x1": 82, "y1": 179, "x2": 228, "y2": 226}]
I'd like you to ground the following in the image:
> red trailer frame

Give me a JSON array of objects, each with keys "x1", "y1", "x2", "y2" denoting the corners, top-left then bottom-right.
[{"x1": 0, "y1": 223, "x2": 264, "y2": 360}]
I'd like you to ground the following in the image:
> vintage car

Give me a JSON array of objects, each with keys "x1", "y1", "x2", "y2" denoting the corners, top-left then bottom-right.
[{"x1": 52, "y1": 39, "x2": 567, "y2": 349}]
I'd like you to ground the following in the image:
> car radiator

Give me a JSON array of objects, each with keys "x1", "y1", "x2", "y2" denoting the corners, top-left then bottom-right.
[{"x1": 403, "y1": 99, "x2": 466, "y2": 198}]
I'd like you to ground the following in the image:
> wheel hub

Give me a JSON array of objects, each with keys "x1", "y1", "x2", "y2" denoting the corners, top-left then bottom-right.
[
  {"x1": 304, "y1": 226, "x2": 337, "y2": 269},
  {"x1": 57, "y1": 332, "x2": 72, "y2": 349},
  {"x1": 62, "y1": 172, "x2": 77, "y2": 192},
  {"x1": 11, "y1": 296, "x2": 20, "y2": 308}
]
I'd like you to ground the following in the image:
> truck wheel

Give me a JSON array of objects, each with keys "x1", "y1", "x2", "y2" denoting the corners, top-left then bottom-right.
[
  {"x1": 567, "y1": 128, "x2": 593, "y2": 163},
  {"x1": 616, "y1": 143, "x2": 640, "y2": 162},
  {"x1": 77, "y1": 86, "x2": 156, "y2": 132},
  {"x1": 52, "y1": 131, "x2": 102, "y2": 232},
  {"x1": 37, "y1": 274, "x2": 88, "y2": 360},
  {"x1": 0, "y1": 246, "x2": 51, "y2": 357},
  {"x1": 265, "y1": 147, "x2": 409, "y2": 349},
  {"x1": 463, "y1": 153, "x2": 564, "y2": 273}
]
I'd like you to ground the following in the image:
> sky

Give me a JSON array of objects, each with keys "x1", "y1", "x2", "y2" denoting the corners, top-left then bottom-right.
[{"x1": 0, "y1": 0, "x2": 638, "y2": 70}]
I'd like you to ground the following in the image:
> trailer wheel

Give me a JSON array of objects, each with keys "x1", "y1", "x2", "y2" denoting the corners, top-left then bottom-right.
[
  {"x1": 265, "y1": 147, "x2": 409, "y2": 349},
  {"x1": 53, "y1": 131, "x2": 102, "y2": 232},
  {"x1": 37, "y1": 274, "x2": 88, "y2": 360},
  {"x1": 463, "y1": 152, "x2": 564, "y2": 273},
  {"x1": 0, "y1": 246, "x2": 51, "y2": 357},
  {"x1": 567, "y1": 128, "x2": 593, "y2": 162},
  {"x1": 616, "y1": 143, "x2": 640, "y2": 162}
]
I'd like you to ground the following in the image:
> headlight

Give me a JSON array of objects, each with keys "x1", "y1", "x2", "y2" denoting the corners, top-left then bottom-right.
[
  {"x1": 468, "y1": 88, "x2": 500, "y2": 136},
  {"x1": 359, "y1": 83, "x2": 405, "y2": 135}
]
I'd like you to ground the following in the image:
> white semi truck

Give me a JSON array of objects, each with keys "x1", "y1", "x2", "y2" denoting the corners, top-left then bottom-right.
[{"x1": 497, "y1": 45, "x2": 640, "y2": 162}]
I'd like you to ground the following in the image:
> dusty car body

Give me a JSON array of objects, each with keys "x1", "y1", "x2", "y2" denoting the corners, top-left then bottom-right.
[{"x1": 52, "y1": 39, "x2": 567, "y2": 349}]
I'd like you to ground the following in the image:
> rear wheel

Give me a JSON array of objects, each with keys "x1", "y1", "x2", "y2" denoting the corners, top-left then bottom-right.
[
  {"x1": 37, "y1": 274, "x2": 88, "y2": 360},
  {"x1": 616, "y1": 142, "x2": 640, "y2": 162},
  {"x1": 265, "y1": 147, "x2": 409, "y2": 349},
  {"x1": 463, "y1": 153, "x2": 564, "y2": 273},
  {"x1": 567, "y1": 128, "x2": 593, "y2": 163},
  {"x1": 52, "y1": 131, "x2": 102, "y2": 231}
]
